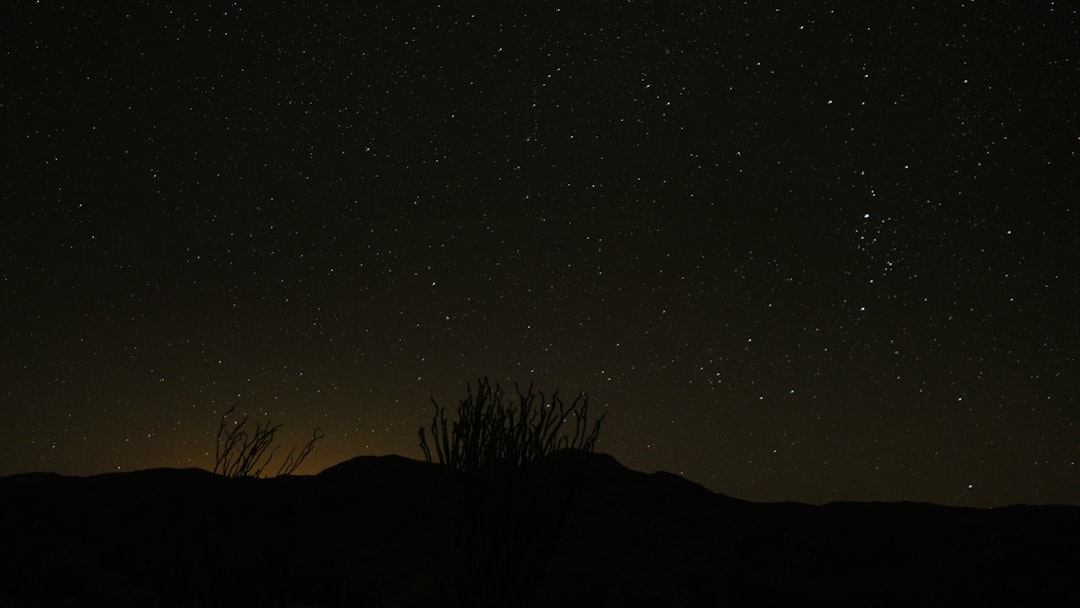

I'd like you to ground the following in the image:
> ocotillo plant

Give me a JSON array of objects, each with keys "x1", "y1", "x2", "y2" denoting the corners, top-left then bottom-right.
[
  {"x1": 418, "y1": 377, "x2": 607, "y2": 473},
  {"x1": 213, "y1": 403, "x2": 323, "y2": 477}
]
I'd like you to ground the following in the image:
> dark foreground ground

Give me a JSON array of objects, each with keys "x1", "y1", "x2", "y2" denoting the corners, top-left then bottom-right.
[{"x1": 2, "y1": 451, "x2": 1078, "y2": 607}]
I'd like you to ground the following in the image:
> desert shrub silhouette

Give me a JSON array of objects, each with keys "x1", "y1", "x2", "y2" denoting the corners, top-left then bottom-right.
[
  {"x1": 418, "y1": 377, "x2": 606, "y2": 473},
  {"x1": 213, "y1": 403, "x2": 323, "y2": 477}
]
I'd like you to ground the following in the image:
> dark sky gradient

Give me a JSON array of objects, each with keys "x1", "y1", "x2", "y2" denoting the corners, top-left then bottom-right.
[{"x1": 3, "y1": 1, "x2": 1078, "y2": 507}]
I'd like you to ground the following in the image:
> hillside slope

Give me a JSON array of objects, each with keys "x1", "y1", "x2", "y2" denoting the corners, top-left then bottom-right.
[{"x1": 2, "y1": 451, "x2": 1077, "y2": 607}]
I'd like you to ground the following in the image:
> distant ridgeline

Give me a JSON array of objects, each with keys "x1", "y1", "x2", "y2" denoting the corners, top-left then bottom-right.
[{"x1": 2, "y1": 451, "x2": 1079, "y2": 607}]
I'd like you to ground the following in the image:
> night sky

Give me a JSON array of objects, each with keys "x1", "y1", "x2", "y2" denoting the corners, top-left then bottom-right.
[{"x1": 3, "y1": 1, "x2": 1078, "y2": 507}]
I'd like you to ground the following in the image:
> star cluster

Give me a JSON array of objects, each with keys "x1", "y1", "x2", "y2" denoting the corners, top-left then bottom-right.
[{"x1": 2, "y1": 2, "x2": 1077, "y2": 506}]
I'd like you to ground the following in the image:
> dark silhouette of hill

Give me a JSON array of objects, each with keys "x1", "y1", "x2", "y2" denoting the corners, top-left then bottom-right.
[{"x1": 2, "y1": 451, "x2": 1078, "y2": 607}]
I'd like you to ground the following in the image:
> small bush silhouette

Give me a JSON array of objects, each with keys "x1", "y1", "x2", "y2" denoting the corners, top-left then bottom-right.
[
  {"x1": 213, "y1": 403, "x2": 323, "y2": 477},
  {"x1": 418, "y1": 377, "x2": 606, "y2": 473}
]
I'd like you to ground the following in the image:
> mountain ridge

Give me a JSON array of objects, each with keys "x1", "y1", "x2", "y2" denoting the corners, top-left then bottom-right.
[{"x1": 2, "y1": 450, "x2": 1077, "y2": 607}]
